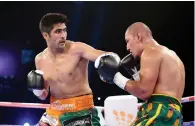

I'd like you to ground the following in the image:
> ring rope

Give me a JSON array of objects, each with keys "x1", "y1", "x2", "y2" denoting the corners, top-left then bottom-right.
[
  {"x1": 138, "y1": 95, "x2": 194, "y2": 106},
  {"x1": 0, "y1": 96, "x2": 193, "y2": 126},
  {"x1": 0, "y1": 96, "x2": 193, "y2": 109}
]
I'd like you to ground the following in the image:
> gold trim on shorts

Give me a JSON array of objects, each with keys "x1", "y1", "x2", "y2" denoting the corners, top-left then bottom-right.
[{"x1": 152, "y1": 93, "x2": 181, "y2": 103}]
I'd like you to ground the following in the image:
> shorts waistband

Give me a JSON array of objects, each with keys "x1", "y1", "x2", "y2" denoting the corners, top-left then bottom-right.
[
  {"x1": 147, "y1": 94, "x2": 182, "y2": 109},
  {"x1": 46, "y1": 94, "x2": 94, "y2": 116}
]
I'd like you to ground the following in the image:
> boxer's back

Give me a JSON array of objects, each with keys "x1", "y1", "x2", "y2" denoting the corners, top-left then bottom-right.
[
  {"x1": 37, "y1": 43, "x2": 92, "y2": 99},
  {"x1": 153, "y1": 45, "x2": 185, "y2": 101}
]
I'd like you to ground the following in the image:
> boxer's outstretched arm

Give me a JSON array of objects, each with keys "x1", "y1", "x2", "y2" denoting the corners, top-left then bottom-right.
[
  {"x1": 124, "y1": 49, "x2": 162, "y2": 101},
  {"x1": 71, "y1": 42, "x2": 109, "y2": 61}
]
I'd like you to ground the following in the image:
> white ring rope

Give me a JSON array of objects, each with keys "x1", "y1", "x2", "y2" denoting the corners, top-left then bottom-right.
[
  {"x1": 0, "y1": 96, "x2": 193, "y2": 109},
  {"x1": 138, "y1": 95, "x2": 195, "y2": 107}
]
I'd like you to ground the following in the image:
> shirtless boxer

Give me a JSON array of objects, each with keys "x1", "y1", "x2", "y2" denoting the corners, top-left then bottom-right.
[
  {"x1": 27, "y1": 13, "x2": 118, "y2": 126},
  {"x1": 95, "y1": 22, "x2": 185, "y2": 126}
]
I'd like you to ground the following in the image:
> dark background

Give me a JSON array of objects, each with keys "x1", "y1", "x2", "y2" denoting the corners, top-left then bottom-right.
[{"x1": 0, "y1": 1, "x2": 193, "y2": 125}]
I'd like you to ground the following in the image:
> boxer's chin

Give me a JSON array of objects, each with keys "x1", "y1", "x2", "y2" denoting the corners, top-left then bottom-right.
[
  {"x1": 59, "y1": 42, "x2": 65, "y2": 47},
  {"x1": 131, "y1": 52, "x2": 140, "y2": 60},
  {"x1": 130, "y1": 52, "x2": 135, "y2": 57},
  {"x1": 58, "y1": 42, "x2": 66, "y2": 49}
]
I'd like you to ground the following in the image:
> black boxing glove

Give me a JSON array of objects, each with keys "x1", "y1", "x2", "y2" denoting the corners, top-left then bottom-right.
[
  {"x1": 120, "y1": 53, "x2": 140, "y2": 81},
  {"x1": 27, "y1": 70, "x2": 48, "y2": 100},
  {"x1": 27, "y1": 70, "x2": 45, "y2": 90},
  {"x1": 94, "y1": 53, "x2": 121, "y2": 84},
  {"x1": 95, "y1": 53, "x2": 130, "y2": 90}
]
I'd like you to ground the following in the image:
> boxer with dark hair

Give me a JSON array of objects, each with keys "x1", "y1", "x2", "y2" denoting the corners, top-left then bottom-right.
[{"x1": 27, "y1": 13, "x2": 117, "y2": 126}]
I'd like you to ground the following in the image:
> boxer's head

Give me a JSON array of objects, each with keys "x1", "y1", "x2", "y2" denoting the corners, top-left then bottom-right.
[
  {"x1": 125, "y1": 22, "x2": 152, "y2": 57},
  {"x1": 39, "y1": 13, "x2": 68, "y2": 51}
]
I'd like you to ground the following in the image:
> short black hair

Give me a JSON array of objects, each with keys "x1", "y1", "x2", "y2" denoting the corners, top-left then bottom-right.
[{"x1": 39, "y1": 13, "x2": 68, "y2": 34}]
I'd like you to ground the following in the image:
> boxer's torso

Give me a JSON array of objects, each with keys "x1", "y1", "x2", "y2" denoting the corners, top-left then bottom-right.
[
  {"x1": 144, "y1": 45, "x2": 185, "y2": 101},
  {"x1": 37, "y1": 41, "x2": 92, "y2": 99}
]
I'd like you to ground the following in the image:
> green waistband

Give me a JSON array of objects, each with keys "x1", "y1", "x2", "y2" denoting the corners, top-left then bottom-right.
[{"x1": 147, "y1": 94, "x2": 182, "y2": 108}]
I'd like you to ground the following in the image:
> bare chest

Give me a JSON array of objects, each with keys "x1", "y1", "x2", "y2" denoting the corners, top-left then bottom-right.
[{"x1": 41, "y1": 56, "x2": 80, "y2": 82}]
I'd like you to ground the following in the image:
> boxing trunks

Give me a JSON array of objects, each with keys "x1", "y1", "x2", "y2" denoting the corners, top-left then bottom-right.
[
  {"x1": 132, "y1": 94, "x2": 183, "y2": 126},
  {"x1": 39, "y1": 94, "x2": 100, "y2": 126}
]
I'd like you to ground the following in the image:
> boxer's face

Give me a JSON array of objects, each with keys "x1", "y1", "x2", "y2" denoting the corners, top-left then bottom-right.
[
  {"x1": 125, "y1": 32, "x2": 142, "y2": 57},
  {"x1": 44, "y1": 23, "x2": 67, "y2": 50}
]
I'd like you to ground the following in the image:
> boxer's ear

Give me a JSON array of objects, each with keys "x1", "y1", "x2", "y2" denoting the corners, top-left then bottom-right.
[
  {"x1": 42, "y1": 32, "x2": 49, "y2": 41},
  {"x1": 137, "y1": 33, "x2": 142, "y2": 41}
]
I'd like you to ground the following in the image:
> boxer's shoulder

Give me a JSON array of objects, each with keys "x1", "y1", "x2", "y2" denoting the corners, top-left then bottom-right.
[
  {"x1": 65, "y1": 40, "x2": 78, "y2": 50},
  {"x1": 35, "y1": 49, "x2": 48, "y2": 62},
  {"x1": 35, "y1": 52, "x2": 42, "y2": 60},
  {"x1": 66, "y1": 39, "x2": 75, "y2": 43},
  {"x1": 70, "y1": 41, "x2": 85, "y2": 47},
  {"x1": 143, "y1": 46, "x2": 161, "y2": 55},
  {"x1": 69, "y1": 41, "x2": 89, "y2": 53},
  {"x1": 37, "y1": 51, "x2": 44, "y2": 58},
  {"x1": 35, "y1": 53, "x2": 43, "y2": 66},
  {"x1": 147, "y1": 44, "x2": 162, "y2": 52},
  {"x1": 142, "y1": 45, "x2": 163, "y2": 61}
]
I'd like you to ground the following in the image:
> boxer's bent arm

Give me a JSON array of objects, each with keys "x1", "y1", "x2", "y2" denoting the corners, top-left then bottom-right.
[
  {"x1": 35, "y1": 53, "x2": 49, "y2": 98},
  {"x1": 124, "y1": 49, "x2": 162, "y2": 101},
  {"x1": 35, "y1": 53, "x2": 42, "y2": 70},
  {"x1": 71, "y1": 42, "x2": 109, "y2": 62}
]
